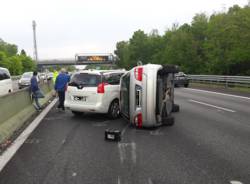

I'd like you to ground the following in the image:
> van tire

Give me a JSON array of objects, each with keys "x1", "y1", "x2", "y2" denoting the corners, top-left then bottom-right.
[
  {"x1": 108, "y1": 100, "x2": 120, "y2": 119},
  {"x1": 162, "y1": 116, "x2": 175, "y2": 126},
  {"x1": 172, "y1": 104, "x2": 180, "y2": 113},
  {"x1": 72, "y1": 111, "x2": 83, "y2": 116},
  {"x1": 184, "y1": 83, "x2": 189, "y2": 88}
]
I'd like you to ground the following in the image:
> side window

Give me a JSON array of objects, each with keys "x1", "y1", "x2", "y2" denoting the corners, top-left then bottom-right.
[
  {"x1": 3, "y1": 71, "x2": 10, "y2": 79},
  {"x1": 105, "y1": 73, "x2": 123, "y2": 85},
  {"x1": 0, "y1": 69, "x2": 11, "y2": 80},
  {"x1": 0, "y1": 70, "x2": 4, "y2": 81}
]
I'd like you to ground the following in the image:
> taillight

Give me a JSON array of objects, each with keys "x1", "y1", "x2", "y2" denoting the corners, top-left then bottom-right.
[
  {"x1": 97, "y1": 82, "x2": 108, "y2": 93},
  {"x1": 134, "y1": 67, "x2": 143, "y2": 81},
  {"x1": 134, "y1": 113, "x2": 142, "y2": 128}
]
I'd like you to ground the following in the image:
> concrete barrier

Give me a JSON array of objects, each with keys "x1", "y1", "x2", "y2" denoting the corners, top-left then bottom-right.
[{"x1": 0, "y1": 82, "x2": 54, "y2": 144}]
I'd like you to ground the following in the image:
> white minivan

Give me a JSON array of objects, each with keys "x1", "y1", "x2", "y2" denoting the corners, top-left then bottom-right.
[
  {"x1": 0, "y1": 67, "x2": 13, "y2": 96},
  {"x1": 65, "y1": 70, "x2": 125, "y2": 119}
]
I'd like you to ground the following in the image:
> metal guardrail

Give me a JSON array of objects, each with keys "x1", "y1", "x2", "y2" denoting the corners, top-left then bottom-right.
[
  {"x1": 188, "y1": 75, "x2": 250, "y2": 88},
  {"x1": 11, "y1": 76, "x2": 21, "y2": 80}
]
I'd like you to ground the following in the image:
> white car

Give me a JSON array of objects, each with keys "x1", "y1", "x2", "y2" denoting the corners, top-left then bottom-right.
[
  {"x1": 0, "y1": 67, "x2": 13, "y2": 96},
  {"x1": 65, "y1": 70, "x2": 125, "y2": 118}
]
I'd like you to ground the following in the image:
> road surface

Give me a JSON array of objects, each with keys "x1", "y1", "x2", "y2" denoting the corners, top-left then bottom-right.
[{"x1": 0, "y1": 88, "x2": 249, "y2": 184}]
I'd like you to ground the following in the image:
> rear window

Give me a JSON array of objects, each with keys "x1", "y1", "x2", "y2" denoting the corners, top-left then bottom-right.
[
  {"x1": 69, "y1": 73, "x2": 101, "y2": 87},
  {"x1": 0, "y1": 69, "x2": 10, "y2": 81}
]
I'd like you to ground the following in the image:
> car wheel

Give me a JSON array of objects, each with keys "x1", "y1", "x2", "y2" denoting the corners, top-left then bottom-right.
[
  {"x1": 72, "y1": 111, "x2": 83, "y2": 116},
  {"x1": 108, "y1": 100, "x2": 120, "y2": 119},
  {"x1": 184, "y1": 83, "x2": 189, "y2": 88},
  {"x1": 172, "y1": 104, "x2": 180, "y2": 113},
  {"x1": 162, "y1": 116, "x2": 175, "y2": 126}
]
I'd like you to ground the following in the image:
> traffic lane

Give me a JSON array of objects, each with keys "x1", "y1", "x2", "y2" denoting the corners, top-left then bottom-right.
[
  {"x1": 0, "y1": 108, "x2": 126, "y2": 184},
  {"x1": 118, "y1": 95, "x2": 250, "y2": 184},
  {"x1": 175, "y1": 88, "x2": 250, "y2": 123},
  {"x1": 0, "y1": 97, "x2": 250, "y2": 184}
]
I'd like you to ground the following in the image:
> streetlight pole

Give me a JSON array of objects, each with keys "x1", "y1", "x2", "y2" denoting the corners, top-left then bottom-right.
[{"x1": 32, "y1": 20, "x2": 38, "y2": 62}]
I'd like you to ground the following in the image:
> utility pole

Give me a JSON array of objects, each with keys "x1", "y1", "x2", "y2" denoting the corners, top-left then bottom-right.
[{"x1": 32, "y1": 20, "x2": 38, "y2": 62}]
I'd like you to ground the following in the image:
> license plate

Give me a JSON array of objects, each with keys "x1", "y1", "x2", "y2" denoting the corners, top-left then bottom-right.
[{"x1": 73, "y1": 96, "x2": 87, "y2": 101}]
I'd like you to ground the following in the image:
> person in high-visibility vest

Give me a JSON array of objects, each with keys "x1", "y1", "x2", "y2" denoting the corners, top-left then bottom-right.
[{"x1": 53, "y1": 70, "x2": 59, "y2": 83}]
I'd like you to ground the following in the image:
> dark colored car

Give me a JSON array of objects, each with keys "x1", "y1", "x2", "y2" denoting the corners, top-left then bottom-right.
[{"x1": 174, "y1": 72, "x2": 189, "y2": 88}]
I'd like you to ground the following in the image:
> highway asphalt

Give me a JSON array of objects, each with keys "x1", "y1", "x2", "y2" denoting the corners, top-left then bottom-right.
[{"x1": 0, "y1": 88, "x2": 249, "y2": 184}]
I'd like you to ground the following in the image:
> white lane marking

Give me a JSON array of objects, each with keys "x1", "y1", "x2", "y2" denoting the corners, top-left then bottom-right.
[
  {"x1": 61, "y1": 139, "x2": 66, "y2": 144},
  {"x1": 72, "y1": 172, "x2": 77, "y2": 177},
  {"x1": 131, "y1": 142, "x2": 137, "y2": 164},
  {"x1": 121, "y1": 124, "x2": 129, "y2": 136},
  {"x1": 189, "y1": 99, "x2": 236, "y2": 113},
  {"x1": 184, "y1": 88, "x2": 250, "y2": 100},
  {"x1": 118, "y1": 143, "x2": 126, "y2": 164},
  {"x1": 230, "y1": 181, "x2": 243, "y2": 184},
  {"x1": 118, "y1": 142, "x2": 137, "y2": 164},
  {"x1": 148, "y1": 178, "x2": 153, "y2": 184},
  {"x1": 117, "y1": 176, "x2": 121, "y2": 184},
  {"x1": 0, "y1": 98, "x2": 58, "y2": 173}
]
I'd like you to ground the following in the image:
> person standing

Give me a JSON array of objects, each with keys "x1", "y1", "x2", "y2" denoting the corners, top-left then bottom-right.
[
  {"x1": 31, "y1": 71, "x2": 44, "y2": 111},
  {"x1": 55, "y1": 68, "x2": 70, "y2": 111}
]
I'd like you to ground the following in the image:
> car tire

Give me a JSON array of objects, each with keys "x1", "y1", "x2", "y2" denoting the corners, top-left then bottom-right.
[
  {"x1": 172, "y1": 104, "x2": 180, "y2": 113},
  {"x1": 108, "y1": 100, "x2": 120, "y2": 119},
  {"x1": 162, "y1": 116, "x2": 175, "y2": 126},
  {"x1": 184, "y1": 83, "x2": 189, "y2": 88},
  {"x1": 72, "y1": 111, "x2": 83, "y2": 116}
]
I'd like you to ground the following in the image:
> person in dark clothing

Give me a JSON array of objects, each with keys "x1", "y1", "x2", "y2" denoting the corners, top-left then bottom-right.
[
  {"x1": 55, "y1": 68, "x2": 70, "y2": 110},
  {"x1": 31, "y1": 71, "x2": 44, "y2": 110}
]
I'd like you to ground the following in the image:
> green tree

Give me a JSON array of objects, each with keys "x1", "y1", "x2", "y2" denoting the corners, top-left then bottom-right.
[
  {"x1": 8, "y1": 56, "x2": 23, "y2": 75},
  {"x1": 19, "y1": 55, "x2": 36, "y2": 72}
]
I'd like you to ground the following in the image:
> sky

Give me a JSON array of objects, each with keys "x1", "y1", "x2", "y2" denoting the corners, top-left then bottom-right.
[{"x1": 0, "y1": 0, "x2": 248, "y2": 59}]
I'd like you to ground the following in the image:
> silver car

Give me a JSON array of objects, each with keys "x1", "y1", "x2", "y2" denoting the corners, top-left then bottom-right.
[{"x1": 120, "y1": 64, "x2": 178, "y2": 128}]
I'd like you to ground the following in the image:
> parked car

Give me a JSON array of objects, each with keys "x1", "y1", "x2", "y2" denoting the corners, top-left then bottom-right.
[
  {"x1": 46, "y1": 72, "x2": 54, "y2": 80},
  {"x1": 39, "y1": 73, "x2": 46, "y2": 80},
  {"x1": 120, "y1": 64, "x2": 179, "y2": 128},
  {"x1": 0, "y1": 67, "x2": 13, "y2": 96},
  {"x1": 174, "y1": 72, "x2": 189, "y2": 87},
  {"x1": 18, "y1": 72, "x2": 39, "y2": 89},
  {"x1": 65, "y1": 70, "x2": 125, "y2": 118}
]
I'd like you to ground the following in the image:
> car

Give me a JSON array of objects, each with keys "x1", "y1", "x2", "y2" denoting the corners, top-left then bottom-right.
[
  {"x1": 174, "y1": 72, "x2": 189, "y2": 87},
  {"x1": 18, "y1": 72, "x2": 39, "y2": 89},
  {"x1": 46, "y1": 72, "x2": 54, "y2": 80},
  {"x1": 0, "y1": 67, "x2": 13, "y2": 96},
  {"x1": 120, "y1": 64, "x2": 178, "y2": 128},
  {"x1": 39, "y1": 73, "x2": 46, "y2": 80},
  {"x1": 65, "y1": 70, "x2": 126, "y2": 119}
]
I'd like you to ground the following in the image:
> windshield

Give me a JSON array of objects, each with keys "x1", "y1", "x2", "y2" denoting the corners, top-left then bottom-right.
[
  {"x1": 69, "y1": 73, "x2": 101, "y2": 87},
  {"x1": 22, "y1": 73, "x2": 32, "y2": 78}
]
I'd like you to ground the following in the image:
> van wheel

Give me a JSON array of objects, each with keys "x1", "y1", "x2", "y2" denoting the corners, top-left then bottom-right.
[
  {"x1": 184, "y1": 83, "x2": 189, "y2": 88},
  {"x1": 108, "y1": 100, "x2": 120, "y2": 119},
  {"x1": 72, "y1": 111, "x2": 83, "y2": 116}
]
